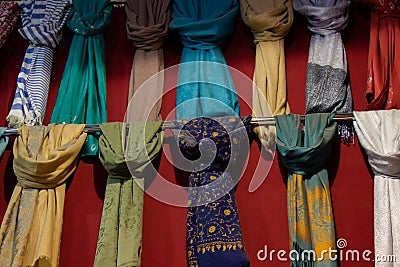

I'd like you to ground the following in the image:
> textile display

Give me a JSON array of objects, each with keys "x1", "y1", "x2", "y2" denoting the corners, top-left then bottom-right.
[
  {"x1": 0, "y1": 124, "x2": 86, "y2": 267},
  {"x1": 0, "y1": 1, "x2": 19, "y2": 48},
  {"x1": 169, "y1": 0, "x2": 240, "y2": 119},
  {"x1": 293, "y1": 0, "x2": 353, "y2": 140},
  {"x1": 358, "y1": 0, "x2": 400, "y2": 110},
  {"x1": 240, "y1": 0, "x2": 293, "y2": 153},
  {"x1": 353, "y1": 110, "x2": 400, "y2": 267},
  {"x1": 174, "y1": 116, "x2": 251, "y2": 267},
  {"x1": 50, "y1": 0, "x2": 112, "y2": 156},
  {"x1": 94, "y1": 121, "x2": 163, "y2": 267},
  {"x1": 6, "y1": 0, "x2": 70, "y2": 128},
  {"x1": 275, "y1": 113, "x2": 337, "y2": 267},
  {"x1": 125, "y1": 0, "x2": 171, "y2": 121},
  {"x1": 0, "y1": 128, "x2": 8, "y2": 158}
]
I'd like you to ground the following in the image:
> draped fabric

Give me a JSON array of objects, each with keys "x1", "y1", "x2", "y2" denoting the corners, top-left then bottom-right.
[
  {"x1": 94, "y1": 122, "x2": 163, "y2": 267},
  {"x1": 353, "y1": 110, "x2": 400, "y2": 267},
  {"x1": 174, "y1": 116, "x2": 250, "y2": 267},
  {"x1": 169, "y1": 0, "x2": 240, "y2": 120},
  {"x1": 293, "y1": 0, "x2": 353, "y2": 140},
  {"x1": 240, "y1": 0, "x2": 293, "y2": 153},
  {"x1": 0, "y1": 124, "x2": 86, "y2": 267},
  {"x1": 357, "y1": 0, "x2": 400, "y2": 110},
  {"x1": 125, "y1": 0, "x2": 171, "y2": 121},
  {"x1": 0, "y1": 128, "x2": 9, "y2": 158},
  {"x1": 0, "y1": 1, "x2": 19, "y2": 48},
  {"x1": 6, "y1": 0, "x2": 70, "y2": 128},
  {"x1": 275, "y1": 113, "x2": 337, "y2": 267},
  {"x1": 50, "y1": 0, "x2": 112, "y2": 156}
]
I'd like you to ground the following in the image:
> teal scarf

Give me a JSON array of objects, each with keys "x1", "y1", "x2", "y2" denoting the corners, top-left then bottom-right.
[
  {"x1": 275, "y1": 113, "x2": 337, "y2": 267},
  {"x1": 50, "y1": 0, "x2": 111, "y2": 156},
  {"x1": 169, "y1": 0, "x2": 240, "y2": 119},
  {"x1": 0, "y1": 128, "x2": 8, "y2": 158}
]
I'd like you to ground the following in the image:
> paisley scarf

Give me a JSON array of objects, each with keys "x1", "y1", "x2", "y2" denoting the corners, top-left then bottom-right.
[
  {"x1": 50, "y1": 0, "x2": 111, "y2": 156},
  {"x1": 0, "y1": 1, "x2": 19, "y2": 48},
  {"x1": 7, "y1": 0, "x2": 70, "y2": 128}
]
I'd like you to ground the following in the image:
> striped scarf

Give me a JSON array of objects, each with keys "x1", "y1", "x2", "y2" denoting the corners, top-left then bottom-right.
[
  {"x1": 0, "y1": 1, "x2": 19, "y2": 48},
  {"x1": 6, "y1": 0, "x2": 70, "y2": 128}
]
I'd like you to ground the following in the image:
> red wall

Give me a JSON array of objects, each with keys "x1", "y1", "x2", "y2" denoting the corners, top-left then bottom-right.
[{"x1": 0, "y1": 4, "x2": 374, "y2": 266}]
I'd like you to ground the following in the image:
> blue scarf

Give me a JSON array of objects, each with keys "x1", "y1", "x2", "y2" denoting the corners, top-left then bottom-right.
[{"x1": 169, "y1": 0, "x2": 240, "y2": 119}]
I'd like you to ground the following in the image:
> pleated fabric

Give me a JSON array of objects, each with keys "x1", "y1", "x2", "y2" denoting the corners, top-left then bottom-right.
[
  {"x1": 358, "y1": 0, "x2": 400, "y2": 110},
  {"x1": 125, "y1": 0, "x2": 171, "y2": 121},
  {"x1": 276, "y1": 113, "x2": 337, "y2": 267},
  {"x1": 169, "y1": 0, "x2": 240, "y2": 119},
  {"x1": 0, "y1": 1, "x2": 19, "y2": 48},
  {"x1": 353, "y1": 110, "x2": 400, "y2": 267},
  {"x1": 6, "y1": 0, "x2": 70, "y2": 128},
  {"x1": 0, "y1": 128, "x2": 8, "y2": 158},
  {"x1": 240, "y1": 0, "x2": 292, "y2": 153},
  {"x1": 94, "y1": 122, "x2": 163, "y2": 267},
  {"x1": 174, "y1": 116, "x2": 251, "y2": 267},
  {"x1": 50, "y1": 0, "x2": 111, "y2": 157},
  {"x1": 0, "y1": 124, "x2": 86, "y2": 267}
]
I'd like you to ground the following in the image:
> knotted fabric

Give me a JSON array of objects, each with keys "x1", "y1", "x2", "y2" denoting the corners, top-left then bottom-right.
[
  {"x1": 0, "y1": 124, "x2": 86, "y2": 267},
  {"x1": 353, "y1": 110, "x2": 400, "y2": 266},
  {"x1": 174, "y1": 116, "x2": 251, "y2": 267},
  {"x1": 125, "y1": 0, "x2": 170, "y2": 121},
  {"x1": 358, "y1": 0, "x2": 400, "y2": 110},
  {"x1": 6, "y1": 0, "x2": 70, "y2": 128},
  {"x1": 240, "y1": 0, "x2": 292, "y2": 154},
  {"x1": 293, "y1": 0, "x2": 353, "y2": 141},
  {"x1": 0, "y1": 128, "x2": 8, "y2": 158},
  {"x1": 0, "y1": 1, "x2": 19, "y2": 48},
  {"x1": 275, "y1": 113, "x2": 337, "y2": 267},
  {"x1": 169, "y1": 0, "x2": 240, "y2": 119},
  {"x1": 94, "y1": 121, "x2": 162, "y2": 267},
  {"x1": 50, "y1": 0, "x2": 112, "y2": 156}
]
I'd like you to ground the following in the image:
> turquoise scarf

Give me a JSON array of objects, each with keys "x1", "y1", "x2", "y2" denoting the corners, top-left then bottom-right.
[
  {"x1": 50, "y1": 0, "x2": 111, "y2": 156},
  {"x1": 169, "y1": 0, "x2": 240, "y2": 119},
  {"x1": 0, "y1": 128, "x2": 8, "y2": 158}
]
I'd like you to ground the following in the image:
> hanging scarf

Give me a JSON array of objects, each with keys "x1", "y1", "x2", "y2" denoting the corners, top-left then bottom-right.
[
  {"x1": 94, "y1": 121, "x2": 163, "y2": 267},
  {"x1": 169, "y1": 0, "x2": 240, "y2": 120},
  {"x1": 0, "y1": 1, "x2": 19, "y2": 48},
  {"x1": 0, "y1": 124, "x2": 86, "y2": 267},
  {"x1": 357, "y1": 0, "x2": 400, "y2": 110},
  {"x1": 353, "y1": 110, "x2": 400, "y2": 265},
  {"x1": 50, "y1": 0, "x2": 111, "y2": 157},
  {"x1": 0, "y1": 128, "x2": 8, "y2": 158},
  {"x1": 173, "y1": 116, "x2": 251, "y2": 267},
  {"x1": 275, "y1": 113, "x2": 337, "y2": 267},
  {"x1": 125, "y1": 0, "x2": 170, "y2": 121},
  {"x1": 6, "y1": 0, "x2": 70, "y2": 128},
  {"x1": 293, "y1": 0, "x2": 353, "y2": 141},
  {"x1": 240, "y1": 0, "x2": 292, "y2": 154}
]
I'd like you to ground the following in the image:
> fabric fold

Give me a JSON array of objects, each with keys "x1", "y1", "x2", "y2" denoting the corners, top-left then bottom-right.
[
  {"x1": 94, "y1": 121, "x2": 163, "y2": 267},
  {"x1": 353, "y1": 110, "x2": 400, "y2": 266},
  {"x1": 50, "y1": 0, "x2": 112, "y2": 156},
  {"x1": 6, "y1": 0, "x2": 70, "y2": 128},
  {"x1": 0, "y1": 124, "x2": 86, "y2": 267},
  {"x1": 125, "y1": 0, "x2": 171, "y2": 121},
  {"x1": 169, "y1": 0, "x2": 240, "y2": 119},
  {"x1": 275, "y1": 113, "x2": 337, "y2": 267},
  {"x1": 293, "y1": 0, "x2": 353, "y2": 141},
  {"x1": 0, "y1": 1, "x2": 19, "y2": 48},
  {"x1": 240, "y1": 0, "x2": 293, "y2": 154}
]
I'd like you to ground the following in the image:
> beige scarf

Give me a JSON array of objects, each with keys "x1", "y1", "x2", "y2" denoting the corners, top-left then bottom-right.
[
  {"x1": 240, "y1": 0, "x2": 293, "y2": 153},
  {"x1": 0, "y1": 124, "x2": 86, "y2": 267}
]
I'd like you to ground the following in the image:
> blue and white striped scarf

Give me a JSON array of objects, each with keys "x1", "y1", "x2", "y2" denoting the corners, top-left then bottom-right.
[{"x1": 7, "y1": 0, "x2": 70, "y2": 128}]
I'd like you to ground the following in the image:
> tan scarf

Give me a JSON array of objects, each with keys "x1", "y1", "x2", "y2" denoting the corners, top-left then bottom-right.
[
  {"x1": 240, "y1": 0, "x2": 293, "y2": 153},
  {"x1": 125, "y1": 0, "x2": 171, "y2": 121},
  {"x1": 0, "y1": 124, "x2": 86, "y2": 267}
]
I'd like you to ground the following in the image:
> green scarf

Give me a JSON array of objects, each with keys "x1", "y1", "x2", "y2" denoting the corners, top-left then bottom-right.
[
  {"x1": 50, "y1": 0, "x2": 112, "y2": 156},
  {"x1": 94, "y1": 121, "x2": 163, "y2": 267},
  {"x1": 0, "y1": 128, "x2": 8, "y2": 158}
]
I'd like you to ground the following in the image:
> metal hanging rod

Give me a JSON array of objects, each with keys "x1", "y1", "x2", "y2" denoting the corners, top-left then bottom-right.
[{"x1": 2, "y1": 113, "x2": 355, "y2": 136}]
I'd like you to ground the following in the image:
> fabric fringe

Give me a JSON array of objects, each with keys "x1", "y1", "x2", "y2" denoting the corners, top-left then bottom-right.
[{"x1": 337, "y1": 121, "x2": 354, "y2": 145}]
